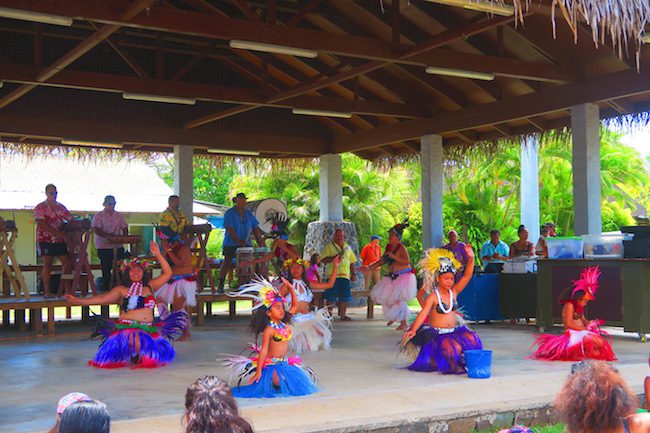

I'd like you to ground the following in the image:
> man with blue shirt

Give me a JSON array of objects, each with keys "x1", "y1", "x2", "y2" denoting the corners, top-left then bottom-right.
[
  {"x1": 218, "y1": 193, "x2": 263, "y2": 292},
  {"x1": 480, "y1": 229, "x2": 510, "y2": 273}
]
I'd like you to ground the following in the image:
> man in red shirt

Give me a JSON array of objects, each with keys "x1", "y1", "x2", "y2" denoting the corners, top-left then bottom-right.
[
  {"x1": 360, "y1": 235, "x2": 382, "y2": 291},
  {"x1": 34, "y1": 184, "x2": 72, "y2": 297}
]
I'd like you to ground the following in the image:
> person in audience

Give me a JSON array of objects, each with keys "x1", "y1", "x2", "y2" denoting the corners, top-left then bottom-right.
[
  {"x1": 159, "y1": 195, "x2": 190, "y2": 243},
  {"x1": 535, "y1": 226, "x2": 550, "y2": 258},
  {"x1": 218, "y1": 193, "x2": 263, "y2": 292},
  {"x1": 509, "y1": 225, "x2": 534, "y2": 258},
  {"x1": 58, "y1": 400, "x2": 110, "y2": 433},
  {"x1": 545, "y1": 222, "x2": 557, "y2": 237},
  {"x1": 556, "y1": 360, "x2": 650, "y2": 433},
  {"x1": 402, "y1": 245, "x2": 481, "y2": 374},
  {"x1": 66, "y1": 241, "x2": 187, "y2": 368},
  {"x1": 156, "y1": 239, "x2": 197, "y2": 340},
  {"x1": 368, "y1": 220, "x2": 416, "y2": 331},
  {"x1": 532, "y1": 267, "x2": 616, "y2": 361},
  {"x1": 480, "y1": 229, "x2": 509, "y2": 273},
  {"x1": 443, "y1": 230, "x2": 469, "y2": 269},
  {"x1": 305, "y1": 253, "x2": 321, "y2": 283},
  {"x1": 360, "y1": 235, "x2": 382, "y2": 291},
  {"x1": 183, "y1": 376, "x2": 253, "y2": 433},
  {"x1": 47, "y1": 392, "x2": 92, "y2": 433},
  {"x1": 34, "y1": 184, "x2": 73, "y2": 298},
  {"x1": 92, "y1": 195, "x2": 128, "y2": 292},
  {"x1": 320, "y1": 228, "x2": 357, "y2": 321}
]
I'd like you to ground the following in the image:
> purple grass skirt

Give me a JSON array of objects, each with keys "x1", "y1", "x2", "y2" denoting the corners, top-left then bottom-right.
[
  {"x1": 89, "y1": 310, "x2": 188, "y2": 369},
  {"x1": 403, "y1": 325, "x2": 482, "y2": 374}
]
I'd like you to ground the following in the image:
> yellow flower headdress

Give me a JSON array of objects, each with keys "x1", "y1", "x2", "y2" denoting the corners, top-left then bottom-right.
[
  {"x1": 419, "y1": 248, "x2": 461, "y2": 282},
  {"x1": 283, "y1": 257, "x2": 307, "y2": 269}
]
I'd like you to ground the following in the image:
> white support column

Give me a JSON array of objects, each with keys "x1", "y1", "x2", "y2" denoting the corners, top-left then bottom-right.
[
  {"x1": 421, "y1": 134, "x2": 444, "y2": 249},
  {"x1": 520, "y1": 136, "x2": 540, "y2": 242},
  {"x1": 319, "y1": 153, "x2": 343, "y2": 222},
  {"x1": 571, "y1": 103, "x2": 601, "y2": 235},
  {"x1": 174, "y1": 144, "x2": 194, "y2": 221}
]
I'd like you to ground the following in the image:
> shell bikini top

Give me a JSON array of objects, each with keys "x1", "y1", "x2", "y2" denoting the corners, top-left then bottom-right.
[
  {"x1": 269, "y1": 320, "x2": 293, "y2": 342},
  {"x1": 292, "y1": 280, "x2": 314, "y2": 303},
  {"x1": 434, "y1": 288, "x2": 459, "y2": 314},
  {"x1": 121, "y1": 282, "x2": 156, "y2": 312}
]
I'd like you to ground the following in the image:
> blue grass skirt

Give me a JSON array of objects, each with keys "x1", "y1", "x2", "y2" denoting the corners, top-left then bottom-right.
[
  {"x1": 89, "y1": 310, "x2": 188, "y2": 369},
  {"x1": 224, "y1": 353, "x2": 319, "y2": 398},
  {"x1": 402, "y1": 325, "x2": 482, "y2": 374}
]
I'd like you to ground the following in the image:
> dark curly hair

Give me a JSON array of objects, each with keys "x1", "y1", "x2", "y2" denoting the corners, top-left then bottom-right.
[
  {"x1": 184, "y1": 376, "x2": 253, "y2": 433},
  {"x1": 555, "y1": 360, "x2": 636, "y2": 433},
  {"x1": 249, "y1": 305, "x2": 292, "y2": 336}
]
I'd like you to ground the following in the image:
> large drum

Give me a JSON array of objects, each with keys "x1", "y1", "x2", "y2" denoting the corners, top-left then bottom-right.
[
  {"x1": 236, "y1": 247, "x2": 255, "y2": 286},
  {"x1": 254, "y1": 247, "x2": 271, "y2": 279},
  {"x1": 246, "y1": 199, "x2": 288, "y2": 236}
]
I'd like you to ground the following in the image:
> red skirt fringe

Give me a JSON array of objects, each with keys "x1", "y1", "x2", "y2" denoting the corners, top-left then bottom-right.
[{"x1": 531, "y1": 329, "x2": 616, "y2": 361}]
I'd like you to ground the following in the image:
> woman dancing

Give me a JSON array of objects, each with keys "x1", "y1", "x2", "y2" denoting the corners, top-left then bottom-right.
[
  {"x1": 223, "y1": 278, "x2": 319, "y2": 398},
  {"x1": 367, "y1": 220, "x2": 417, "y2": 331},
  {"x1": 281, "y1": 255, "x2": 340, "y2": 353},
  {"x1": 66, "y1": 241, "x2": 187, "y2": 368},
  {"x1": 532, "y1": 266, "x2": 616, "y2": 361},
  {"x1": 401, "y1": 245, "x2": 481, "y2": 374}
]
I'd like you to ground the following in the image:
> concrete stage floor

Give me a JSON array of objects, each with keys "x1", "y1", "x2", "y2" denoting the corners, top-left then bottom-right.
[{"x1": 2, "y1": 308, "x2": 648, "y2": 433}]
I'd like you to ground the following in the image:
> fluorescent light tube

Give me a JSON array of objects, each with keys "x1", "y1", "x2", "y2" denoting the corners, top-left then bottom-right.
[
  {"x1": 122, "y1": 93, "x2": 196, "y2": 105},
  {"x1": 230, "y1": 40, "x2": 318, "y2": 58},
  {"x1": 207, "y1": 148, "x2": 260, "y2": 156},
  {"x1": 425, "y1": 0, "x2": 514, "y2": 16},
  {"x1": 425, "y1": 66, "x2": 495, "y2": 81},
  {"x1": 61, "y1": 140, "x2": 124, "y2": 149},
  {"x1": 292, "y1": 108, "x2": 352, "y2": 118},
  {"x1": 0, "y1": 7, "x2": 73, "y2": 26}
]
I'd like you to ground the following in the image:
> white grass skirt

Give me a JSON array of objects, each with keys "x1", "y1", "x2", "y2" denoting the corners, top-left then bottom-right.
[
  {"x1": 155, "y1": 278, "x2": 197, "y2": 307},
  {"x1": 290, "y1": 308, "x2": 333, "y2": 354},
  {"x1": 371, "y1": 273, "x2": 417, "y2": 322}
]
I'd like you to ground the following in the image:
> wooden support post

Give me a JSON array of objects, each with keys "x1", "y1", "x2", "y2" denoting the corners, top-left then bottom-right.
[
  {"x1": 66, "y1": 306, "x2": 72, "y2": 319},
  {"x1": 101, "y1": 305, "x2": 109, "y2": 318},
  {"x1": 367, "y1": 296, "x2": 374, "y2": 319},
  {"x1": 229, "y1": 300, "x2": 236, "y2": 320},
  {"x1": 2, "y1": 310, "x2": 9, "y2": 326},
  {"x1": 206, "y1": 301, "x2": 212, "y2": 317},
  {"x1": 32, "y1": 308, "x2": 43, "y2": 336},
  {"x1": 47, "y1": 306, "x2": 55, "y2": 335},
  {"x1": 196, "y1": 299, "x2": 205, "y2": 326},
  {"x1": 16, "y1": 309, "x2": 25, "y2": 331},
  {"x1": 81, "y1": 306, "x2": 90, "y2": 323}
]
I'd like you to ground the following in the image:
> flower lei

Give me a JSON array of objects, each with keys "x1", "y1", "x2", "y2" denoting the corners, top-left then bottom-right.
[
  {"x1": 119, "y1": 257, "x2": 154, "y2": 272},
  {"x1": 283, "y1": 257, "x2": 307, "y2": 269}
]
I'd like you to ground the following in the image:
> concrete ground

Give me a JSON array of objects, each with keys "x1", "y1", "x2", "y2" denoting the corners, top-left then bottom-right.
[{"x1": 1, "y1": 307, "x2": 648, "y2": 433}]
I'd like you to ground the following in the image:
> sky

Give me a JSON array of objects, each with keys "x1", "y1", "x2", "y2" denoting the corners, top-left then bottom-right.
[{"x1": 620, "y1": 127, "x2": 650, "y2": 158}]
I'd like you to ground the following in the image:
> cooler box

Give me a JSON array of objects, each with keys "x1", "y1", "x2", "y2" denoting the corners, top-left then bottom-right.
[
  {"x1": 547, "y1": 236, "x2": 583, "y2": 259},
  {"x1": 582, "y1": 234, "x2": 629, "y2": 259},
  {"x1": 502, "y1": 259, "x2": 537, "y2": 274}
]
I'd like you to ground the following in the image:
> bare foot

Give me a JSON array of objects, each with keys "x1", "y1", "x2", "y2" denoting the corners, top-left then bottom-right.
[
  {"x1": 386, "y1": 321, "x2": 394, "y2": 327},
  {"x1": 396, "y1": 323, "x2": 407, "y2": 331}
]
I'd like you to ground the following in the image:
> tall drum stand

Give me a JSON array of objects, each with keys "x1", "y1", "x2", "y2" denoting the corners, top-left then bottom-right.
[
  {"x1": 0, "y1": 220, "x2": 28, "y2": 298},
  {"x1": 62, "y1": 219, "x2": 97, "y2": 296}
]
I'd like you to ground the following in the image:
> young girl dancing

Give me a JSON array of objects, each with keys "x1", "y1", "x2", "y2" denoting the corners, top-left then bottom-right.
[
  {"x1": 367, "y1": 220, "x2": 417, "y2": 331},
  {"x1": 401, "y1": 245, "x2": 481, "y2": 374},
  {"x1": 532, "y1": 266, "x2": 616, "y2": 361},
  {"x1": 223, "y1": 277, "x2": 319, "y2": 398},
  {"x1": 281, "y1": 255, "x2": 340, "y2": 353},
  {"x1": 66, "y1": 241, "x2": 188, "y2": 368}
]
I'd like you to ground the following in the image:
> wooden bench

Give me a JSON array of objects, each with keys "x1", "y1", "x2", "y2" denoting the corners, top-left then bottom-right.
[
  {"x1": 194, "y1": 289, "x2": 374, "y2": 325},
  {"x1": 0, "y1": 296, "x2": 110, "y2": 336}
]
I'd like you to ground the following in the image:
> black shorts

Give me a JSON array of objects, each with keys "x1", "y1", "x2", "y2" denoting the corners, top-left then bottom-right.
[
  {"x1": 223, "y1": 246, "x2": 239, "y2": 257},
  {"x1": 39, "y1": 242, "x2": 68, "y2": 257}
]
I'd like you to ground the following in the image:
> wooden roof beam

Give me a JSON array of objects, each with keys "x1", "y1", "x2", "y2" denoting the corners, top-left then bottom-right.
[
  {"x1": 332, "y1": 68, "x2": 650, "y2": 152},
  {"x1": 0, "y1": 113, "x2": 327, "y2": 155},
  {"x1": 0, "y1": 63, "x2": 425, "y2": 119},
  {"x1": 0, "y1": 1, "x2": 575, "y2": 82},
  {"x1": 0, "y1": 0, "x2": 155, "y2": 110}
]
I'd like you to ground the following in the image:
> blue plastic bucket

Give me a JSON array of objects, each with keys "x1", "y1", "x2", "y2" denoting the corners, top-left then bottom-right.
[{"x1": 465, "y1": 349, "x2": 492, "y2": 379}]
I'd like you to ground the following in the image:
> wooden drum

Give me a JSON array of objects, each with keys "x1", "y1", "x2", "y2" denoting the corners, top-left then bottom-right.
[
  {"x1": 236, "y1": 247, "x2": 255, "y2": 286},
  {"x1": 254, "y1": 247, "x2": 271, "y2": 279}
]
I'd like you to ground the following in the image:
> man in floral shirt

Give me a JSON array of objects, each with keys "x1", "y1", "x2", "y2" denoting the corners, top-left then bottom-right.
[
  {"x1": 92, "y1": 195, "x2": 128, "y2": 292},
  {"x1": 34, "y1": 184, "x2": 72, "y2": 297},
  {"x1": 159, "y1": 195, "x2": 189, "y2": 243}
]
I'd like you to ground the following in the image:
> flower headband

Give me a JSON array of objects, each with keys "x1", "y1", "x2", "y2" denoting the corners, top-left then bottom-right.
[
  {"x1": 283, "y1": 257, "x2": 307, "y2": 269},
  {"x1": 119, "y1": 257, "x2": 154, "y2": 272},
  {"x1": 234, "y1": 277, "x2": 286, "y2": 310},
  {"x1": 419, "y1": 248, "x2": 461, "y2": 282}
]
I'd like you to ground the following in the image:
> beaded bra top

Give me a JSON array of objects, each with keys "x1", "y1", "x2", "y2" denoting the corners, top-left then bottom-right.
[{"x1": 121, "y1": 282, "x2": 156, "y2": 312}]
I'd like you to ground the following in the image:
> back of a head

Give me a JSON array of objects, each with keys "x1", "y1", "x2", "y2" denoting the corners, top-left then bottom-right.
[
  {"x1": 59, "y1": 401, "x2": 110, "y2": 433},
  {"x1": 555, "y1": 361, "x2": 636, "y2": 433},
  {"x1": 184, "y1": 376, "x2": 253, "y2": 433}
]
